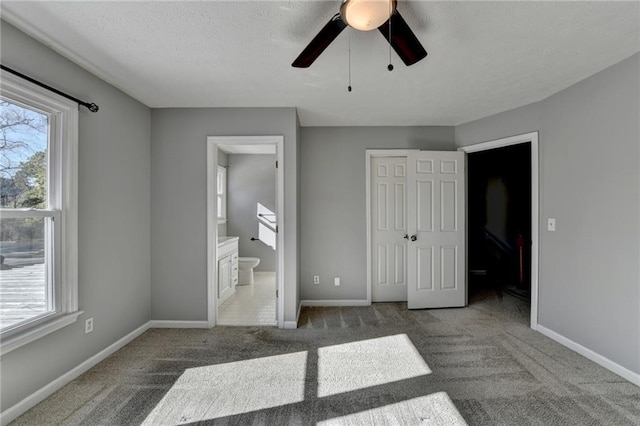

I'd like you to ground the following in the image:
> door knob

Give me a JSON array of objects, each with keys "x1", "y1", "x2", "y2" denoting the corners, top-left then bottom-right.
[
  {"x1": 410, "y1": 234, "x2": 417, "y2": 241},
  {"x1": 403, "y1": 234, "x2": 409, "y2": 240}
]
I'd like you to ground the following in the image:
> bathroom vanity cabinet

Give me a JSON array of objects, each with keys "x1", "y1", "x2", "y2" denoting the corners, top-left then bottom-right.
[{"x1": 217, "y1": 237, "x2": 239, "y2": 305}]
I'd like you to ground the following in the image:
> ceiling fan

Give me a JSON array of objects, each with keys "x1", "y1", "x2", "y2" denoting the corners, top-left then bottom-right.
[{"x1": 292, "y1": 0, "x2": 427, "y2": 68}]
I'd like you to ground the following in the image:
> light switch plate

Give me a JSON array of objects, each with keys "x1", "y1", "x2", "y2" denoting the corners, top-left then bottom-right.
[{"x1": 548, "y1": 218, "x2": 556, "y2": 231}]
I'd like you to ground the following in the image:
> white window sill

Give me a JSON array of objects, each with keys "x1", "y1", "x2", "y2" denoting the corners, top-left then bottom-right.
[
  {"x1": 0, "y1": 311, "x2": 84, "y2": 356},
  {"x1": 217, "y1": 218, "x2": 227, "y2": 224}
]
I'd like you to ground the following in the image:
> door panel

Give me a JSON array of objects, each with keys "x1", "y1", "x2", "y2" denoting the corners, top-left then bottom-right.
[
  {"x1": 395, "y1": 182, "x2": 405, "y2": 230},
  {"x1": 441, "y1": 246, "x2": 457, "y2": 290},
  {"x1": 441, "y1": 180, "x2": 458, "y2": 231},
  {"x1": 371, "y1": 157, "x2": 408, "y2": 302},
  {"x1": 417, "y1": 246, "x2": 433, "y2": 290},
  {"x1": 394, "y1": 243, "x2": 405, "y2": 284},
  {"x1": 218, "y1": 256, "x2": 232, "y2": 304},
  {"x1": 407, "y1": 151, "x2": 466, "y2": 309},
  {"x1": 416, "y1": 180, "x2": 433, "y2": 232},
  {"x1": 377, "y1": 183, "x2": 388, "y2": 230},
  {"x1": 377, "y1": 244, "x2": 388, "y2": 285}
]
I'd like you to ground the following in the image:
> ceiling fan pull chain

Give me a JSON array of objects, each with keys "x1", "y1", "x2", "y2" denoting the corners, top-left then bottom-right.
[{"x1": 348, "y1": 30, "x2": 352, "y2": 92}]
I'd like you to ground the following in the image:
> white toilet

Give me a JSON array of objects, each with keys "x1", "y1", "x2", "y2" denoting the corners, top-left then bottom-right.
[{"x1": 238, "y1": 257, "x2": 260, "y2": 285}]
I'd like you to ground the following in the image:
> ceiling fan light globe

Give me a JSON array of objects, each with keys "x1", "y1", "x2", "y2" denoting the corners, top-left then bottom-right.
[{"x1": 341, "y1": 0, "x2": 395, "y2": 31}]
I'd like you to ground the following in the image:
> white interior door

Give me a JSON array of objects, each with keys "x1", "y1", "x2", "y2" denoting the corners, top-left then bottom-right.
[
  {"x1": 406, "y1": 151, "x2": 466, "y2": 309},
  {"x1": 371, "y1": 156, "x2": 408, "y2": 302}
]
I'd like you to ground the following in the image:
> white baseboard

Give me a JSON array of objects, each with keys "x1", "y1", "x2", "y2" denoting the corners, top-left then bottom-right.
[
  {"x1": 1, "y1": 322, "x2": 151, "y2": 426},
  {"x1": 148, "y1": 320, "x2": 210, "y2": 329},
  {"x1": 283, "y1": 302, "x2": 303, "y2": 329},
  {"x1": 537, "y1": 325, "x2": 640, "y2": 387},
  {"x1": 283, "y1": 320, "x2": 298, "y2": 329},
  {"x1": 300, "y1": 299, "x2": 370, "y2": 307}
]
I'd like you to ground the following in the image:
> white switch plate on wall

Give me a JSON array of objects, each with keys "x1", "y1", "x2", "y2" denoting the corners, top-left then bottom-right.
[
  {"x1": 334, "y1": 277, "x2": 340, "y2": 286},
  {"x1": 548, "y1": 218, "x2": 556, "y2": 231}
]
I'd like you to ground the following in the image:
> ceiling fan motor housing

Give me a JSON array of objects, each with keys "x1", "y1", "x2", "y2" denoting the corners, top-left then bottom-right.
[{"x1": 340, "y1": 0, "x2": 397, "y2": 31}]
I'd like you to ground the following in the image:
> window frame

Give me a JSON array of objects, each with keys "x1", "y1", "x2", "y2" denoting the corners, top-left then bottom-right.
[
  {"x1": 0, "y1": 71, "x2": 80, "y2": 355},
  {"x1": 217, "y1": 165, "x2": 227, "y2": 222}
]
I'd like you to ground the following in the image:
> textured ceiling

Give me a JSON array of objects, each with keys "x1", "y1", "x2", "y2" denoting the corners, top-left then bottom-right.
[{"x1": 1, "y1": 1, "x2": 639, "y2": 126}]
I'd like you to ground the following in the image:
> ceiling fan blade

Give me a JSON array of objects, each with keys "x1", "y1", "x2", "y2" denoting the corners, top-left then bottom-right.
[
  {"x1": 292, "y1": 13, "x2": 347, "y2": 68},
  {"x1": 378, "y1": 11, "x2": 427, "y2": 66}
]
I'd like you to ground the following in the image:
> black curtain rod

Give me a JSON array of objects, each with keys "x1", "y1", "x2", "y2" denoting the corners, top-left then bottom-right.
[{"x1": 1, "y1": 64, "x2": 99, "y2": 113}]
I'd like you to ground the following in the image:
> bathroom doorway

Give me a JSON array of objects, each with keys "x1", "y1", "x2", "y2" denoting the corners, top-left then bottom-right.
[{"x1": 207, "y1": 136, "x2": 285, "y2": 328}]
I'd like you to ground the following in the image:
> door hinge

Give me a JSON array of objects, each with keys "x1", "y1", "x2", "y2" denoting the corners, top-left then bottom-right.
[
  {"x1": 275, "y1": 160, "x2": 279, "y2": 169},
  {"x1": 276, "y1": 289, "x2": 279, "y2": 298},
  {"x1": 276, "y1": 225, "x2": 279, "y2": 233}
]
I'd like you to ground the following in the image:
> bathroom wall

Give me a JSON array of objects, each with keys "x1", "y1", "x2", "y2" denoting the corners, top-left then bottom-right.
[{"x1": 227, "y1": 154, "x2": 276, "y2": 271}]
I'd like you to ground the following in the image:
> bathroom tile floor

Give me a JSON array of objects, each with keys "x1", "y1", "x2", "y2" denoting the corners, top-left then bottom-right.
[{"x1": 217, "y1": 271, "x2": 277, "y2": 326}]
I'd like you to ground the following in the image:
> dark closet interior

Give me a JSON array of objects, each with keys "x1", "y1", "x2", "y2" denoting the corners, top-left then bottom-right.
[{"x1": 468, "y1": 143, "x2": 531, "y2": 301}]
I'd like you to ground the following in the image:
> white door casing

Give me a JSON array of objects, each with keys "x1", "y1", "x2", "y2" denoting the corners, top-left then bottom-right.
[
  {"x1": 458, "y1": 131, "x2": 539, "y2": 329},
  {"x1": 406, "y1": 151, "x2": 466, "y2": 309},
  {"x1": 207, "y1": 135, "x2": 285, "y2": 328},
  {"x1": 371, "y1": 157, "x2": 408, "y2": 302}
]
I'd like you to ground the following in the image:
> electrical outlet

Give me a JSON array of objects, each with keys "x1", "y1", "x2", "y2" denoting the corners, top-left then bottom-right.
[
  {"x1": 85, "y1": 317, "x2": 94, "y2": 334},
  {"x1": 334, "y1": 277, "x2": 340, "y2": 286},
  {"x1": 313, "y1": 275, "x2": 320, "y2": 284}
]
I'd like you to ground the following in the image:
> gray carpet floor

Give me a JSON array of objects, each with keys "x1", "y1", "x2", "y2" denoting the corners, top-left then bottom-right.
[{"x1": 11, "y1": 289, "x2": 640, "y2": 425}]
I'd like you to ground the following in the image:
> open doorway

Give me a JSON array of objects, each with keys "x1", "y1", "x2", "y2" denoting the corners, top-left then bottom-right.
[
  {"x1": 207, "y1": 136, "x2": 285, "y2": 328},
  {"x1": 468, "y1": 144, "x2": 530, "y2": 305},
  {"x1": 459, "y1": 132, "x2": 539, "y2": 329}
]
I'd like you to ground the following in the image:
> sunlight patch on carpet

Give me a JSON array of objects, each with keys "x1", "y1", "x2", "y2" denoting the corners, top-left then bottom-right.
[
  {"x1": 141, "y1": 351, "x2": 307, "y2": 424},
  {"x1": 317, "y1": 334, "x2": 431, "y2": 397},
  {"x1": 317, "y1": 392, "x2": 468, "y2": 425}
]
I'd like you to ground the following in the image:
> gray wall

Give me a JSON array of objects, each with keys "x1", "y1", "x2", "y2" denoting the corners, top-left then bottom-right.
[
  {"x1": 456, "y1": 53, "x2": 640, "y2": 376},
  {"x1": 0, "y1": 21, "x2": 151, "y2": 411},
  {"x1": 227, "y1": 154, "x2": 276, "y2": 271},
  {"x1": 150, "y1": 108, "x2": 299, "y2": 322},
  {"x1": 300, "y1": 126, "x2": 455, "y2": 300}
]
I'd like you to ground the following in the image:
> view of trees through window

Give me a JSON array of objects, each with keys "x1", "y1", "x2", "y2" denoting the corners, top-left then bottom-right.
[
  {"x1": 1, "y1": 100, "x2": 48, "y2": 209},
  {"x1": 0, "y1": 100, "x2": 49, "y2": 330}
]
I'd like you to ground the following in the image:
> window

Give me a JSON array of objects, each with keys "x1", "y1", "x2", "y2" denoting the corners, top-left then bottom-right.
[
  {"x1": 217, "y1": 166, "x2": 227, "y2": 222},
  {"x1": 0, "y1": 71, "x2": 79, "y2": 355}
]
